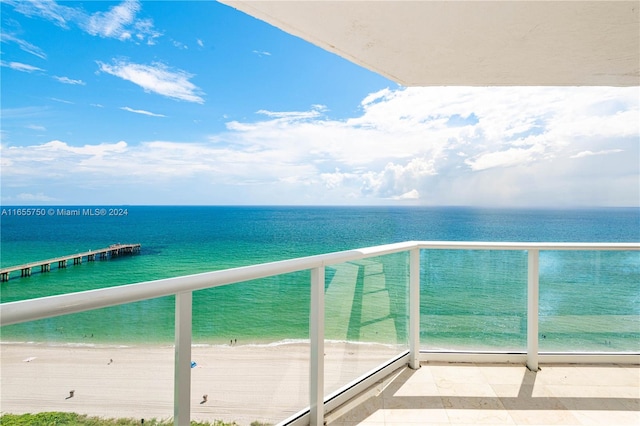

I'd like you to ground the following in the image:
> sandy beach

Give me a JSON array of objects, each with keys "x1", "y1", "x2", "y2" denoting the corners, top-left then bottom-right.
[{"x1": 0, "y1": 341, "x2": 403, "y2": 425}]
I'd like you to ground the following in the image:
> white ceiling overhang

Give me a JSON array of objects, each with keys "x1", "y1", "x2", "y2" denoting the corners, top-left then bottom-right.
[{"x1": 220, "y1": 0, "x2": 640, "y2": 87}]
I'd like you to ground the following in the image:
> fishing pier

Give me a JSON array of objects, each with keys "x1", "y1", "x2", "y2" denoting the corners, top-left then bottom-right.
[{"x1": 0, "y1": 243, "x2": 141, "y2": 282}]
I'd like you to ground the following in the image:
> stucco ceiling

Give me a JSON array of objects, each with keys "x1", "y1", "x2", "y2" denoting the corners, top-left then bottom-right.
[{"x1": 221, "y1": 0, "x2": 639, "y2": 86}]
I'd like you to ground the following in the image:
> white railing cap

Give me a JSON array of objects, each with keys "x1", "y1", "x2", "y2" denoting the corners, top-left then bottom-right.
[{"x1": 1, "y1": 241, "x2": 637, "y2": 326}]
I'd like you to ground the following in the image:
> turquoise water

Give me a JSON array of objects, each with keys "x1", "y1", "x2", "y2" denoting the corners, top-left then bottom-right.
[{"x1": 1, "y1": 206, "x2": 638, "y2": 351}]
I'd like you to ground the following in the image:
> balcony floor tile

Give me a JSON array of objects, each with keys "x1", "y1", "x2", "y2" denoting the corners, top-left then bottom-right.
[{"x1": 327, "y1": 362, "x2": 640, "y2": 426}]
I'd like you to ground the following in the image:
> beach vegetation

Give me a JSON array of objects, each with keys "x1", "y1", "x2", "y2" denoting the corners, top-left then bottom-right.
[{"x1": 0, "y1": 412, "x2": 244, "y2": 426}]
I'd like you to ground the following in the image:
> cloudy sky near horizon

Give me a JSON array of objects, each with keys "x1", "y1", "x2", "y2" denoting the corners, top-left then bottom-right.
[{"x1": 1, "y1": 0, "x2": 638, "y2": 207}]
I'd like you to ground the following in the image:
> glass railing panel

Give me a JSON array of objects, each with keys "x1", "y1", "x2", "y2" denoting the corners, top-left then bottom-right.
[
  {"x1": 539, "y1": 250, "x2": 640, "y2": 353},
  {"x1": 1, "y1": 297, "x2": 175, "y2": 344},
  {"x1": 323, "y1": 252, "x2": 409, "y2": 396},
  {"x1": 420, "y1": 250, "x2": 528, "y2": 351},
  {"x1": 192, "y1": 271, "x2": 310, "y2": 425},
  {"x1": 0, "y1": 299, "x2": 176, "y2": 420}
]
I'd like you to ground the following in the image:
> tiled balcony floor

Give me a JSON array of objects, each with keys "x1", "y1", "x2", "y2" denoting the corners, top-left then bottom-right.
[{"x1": 327, "y1": 362, "x2": 640, "y2": 425}]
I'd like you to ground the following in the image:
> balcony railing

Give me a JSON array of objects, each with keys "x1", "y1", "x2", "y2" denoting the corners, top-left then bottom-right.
[{"x1": 1, "y1": 241, "x2": 638, "y2": 425}]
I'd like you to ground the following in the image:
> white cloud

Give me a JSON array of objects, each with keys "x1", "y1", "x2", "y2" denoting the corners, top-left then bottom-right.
[
  {"x1": 97, "y1": 60, "x2": 205, "y2": 103},
  {"x1": 53, "y1": 76, "x2": 85, "y2": 85},
  {"x1": 0, "y1": 107, "x2": 49, "y2": 120},
  {"x1": 16, "y1": 192, "x2": 56, "y2": 202},
  {"x1": 255, "y1": 106, "x2": 324, "y2": 120},
  {"x1": 197, "y1": 39, "x2": 204, "y2": 48},
  {"x1": 172, "y1": 40, "x2": 188, "y2": 49},
  {"x1": 7, "y1": 0, "x2": 75, "y2": 27},
  {"x1": 319, "y1": 169, "x2": 361, "y2": 190},
  {"x1": 84, "y1": 0, "x2": 139, "y2": 40},
  {"x1": 1, "y1": 61, "x2": 44, "y2": 73},
  {"x1": 1, "y1": 87, "x2": 638, "y2": 206},
  {"x1": 465, "y1": 145, "x2": 544, "y2": 171},
  {"x1": 26, "y1": 124, "x2": 46, "y2": 131},
  {"x1": 570, "y1": 149, "x2": 624, "y2": 159},
  {"x1": 120, "y1": 107, "x2": 166, "y2": 117},
  {"x1": 252, "y1": 50, "x2": 271, "y2": 57},
  {"x1": 50, "y1": 98, "x2": 73, "y2": 104},
  {"x1": 359, "y1": 158, "x2": 437, "y2": 199},
  {"x1": 216, "y1": 87, "x2": 638, "y2": 205},
  {"x1": 7, "y1": 0, "x2": 161, "y2": 45},
  {"x1": 395, "y1": 189, "x2": 420, "y2": 200},
  {"x1": 132, "y1": 18, "x2": 162, "y2": 45},
  {"x1": 34, "y1": 140, "x2": 128, "y2": 156},
  {"x1": 0, "y1": 33, "x2": 47, "y2": 59}
]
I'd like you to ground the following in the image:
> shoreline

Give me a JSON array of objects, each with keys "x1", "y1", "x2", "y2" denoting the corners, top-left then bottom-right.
[
  {"x1": 0, "y1": 341, "x2": 404, "y2": 425},
  {"x1": 0, "y1": 337, "x2": 405, "y2": 350}
]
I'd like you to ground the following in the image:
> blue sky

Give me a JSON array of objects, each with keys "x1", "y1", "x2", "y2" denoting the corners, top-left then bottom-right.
[{"x1": 1, "y1": 0, "x2": 638, "y2": 207}]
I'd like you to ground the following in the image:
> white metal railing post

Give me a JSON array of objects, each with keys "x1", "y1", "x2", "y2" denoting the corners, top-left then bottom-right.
[
  {"x1": 527, "y1": 250, "x2": 539, "y2": 372},
  {"x1": 174, "y1": 291, "x2": 193, "y2": 426},
  {"x1": 409, "y1": 248, "x2": 421, "y2": 369},
  {"x1": 310, "y1": 266, "x2": 325, "y2": 426}
]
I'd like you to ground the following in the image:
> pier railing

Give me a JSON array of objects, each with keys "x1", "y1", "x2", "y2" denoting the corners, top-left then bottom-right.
[{"x1": 1, "y1": 241, "x2": 638, "y2": 425}]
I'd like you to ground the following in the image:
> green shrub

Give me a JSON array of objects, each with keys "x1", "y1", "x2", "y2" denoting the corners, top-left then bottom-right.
[{"x1": 0, "y1": 413, "x2": 241, "y2": 426}]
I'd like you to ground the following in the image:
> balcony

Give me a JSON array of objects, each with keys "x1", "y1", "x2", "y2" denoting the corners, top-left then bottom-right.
[
  {"x1": 1, "y1": 241, "x2": 638, "y2": 425},
  {"x1": 327, "y1": 362, "x2": 640, "y2": 425}
]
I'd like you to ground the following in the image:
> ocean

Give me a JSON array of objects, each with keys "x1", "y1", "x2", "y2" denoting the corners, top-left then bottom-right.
[{"x1": 1, "y1": 206, "x2": 638, "y2": 352}]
